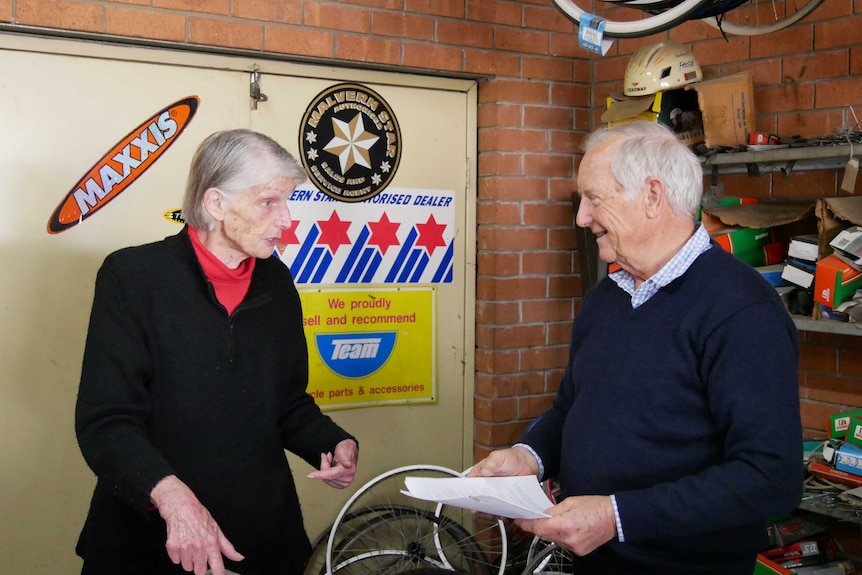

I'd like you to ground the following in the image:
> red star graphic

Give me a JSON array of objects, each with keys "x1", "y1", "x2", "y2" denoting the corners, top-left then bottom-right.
[
  {"x1": 316, "y1": 211, "x2": 353, "y2": 254},
  {"x1": 276, "y1": 220, "x2": 301, "y2": 252},
  {"x1": 367, "y1": 213, "x2": 401, "y2": 255},
  {"x1": 415, "y1": 214, "x2": 447, "y2": 255}
]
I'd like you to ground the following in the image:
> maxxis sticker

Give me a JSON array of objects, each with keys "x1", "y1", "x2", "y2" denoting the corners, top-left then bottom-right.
[
  {"x1": 299, "y1": 83, "x2": 402, "y2": 203},
  {"x1": 47, "y1": 96, "x2": 199, "y2": 234}
]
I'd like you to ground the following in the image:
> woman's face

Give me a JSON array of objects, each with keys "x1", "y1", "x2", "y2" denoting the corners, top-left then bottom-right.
[{"x1": 220, "y1": 177, "x2": 295, "y2": 262}]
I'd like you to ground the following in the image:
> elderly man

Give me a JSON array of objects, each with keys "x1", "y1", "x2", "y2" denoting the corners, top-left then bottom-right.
[{"x1": 470, "y1": 122, "x2": 802, "y2": 575}]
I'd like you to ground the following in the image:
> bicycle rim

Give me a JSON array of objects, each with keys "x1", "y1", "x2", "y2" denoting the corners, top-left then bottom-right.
[
  {"x1": 519, "y1": 542, "x2": 575, "y2": 575},
  {"x1": 702, "y1": 0, "x2": 825, "y2": 36},
  {"x1": 551, "y1": 0, "x2": 715, "y2": 38},
  {"x1": 325, "y1": 464, "x2": 508, "y2": 575}
]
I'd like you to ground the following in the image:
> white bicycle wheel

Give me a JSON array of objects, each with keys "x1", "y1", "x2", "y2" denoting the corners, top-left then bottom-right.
[
  {"x1": 702, "y1": 0, "x2": 825, "y2": 35},
  {"x1": 551, "y1": 0, "x2": 714, "y2": 38},
  {"x1": 325, "y1": 464, "x2": 508, "y2": 575}
]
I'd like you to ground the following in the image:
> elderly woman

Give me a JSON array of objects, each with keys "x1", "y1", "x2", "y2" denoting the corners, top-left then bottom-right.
[{"x1": 75, "y1": 129, "x2": 359, "y2": 575}]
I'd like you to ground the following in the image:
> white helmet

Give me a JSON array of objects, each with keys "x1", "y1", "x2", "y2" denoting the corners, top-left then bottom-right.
[{"x1": 623, "y1": 40, "x2": 702, "y2": 97}]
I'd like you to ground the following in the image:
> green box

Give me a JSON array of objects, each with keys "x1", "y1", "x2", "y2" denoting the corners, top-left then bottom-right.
[
  {"x1": 846, "y1": 417, "x2": 862, "y2": 448},
  {"x1": 828, "y1": 409, "x2": 862, "y2": 438}
]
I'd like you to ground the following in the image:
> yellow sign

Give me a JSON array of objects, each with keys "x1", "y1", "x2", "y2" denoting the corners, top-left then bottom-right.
[{"x1": 299, "y1": 287, "x2": 435, "y2": 410}]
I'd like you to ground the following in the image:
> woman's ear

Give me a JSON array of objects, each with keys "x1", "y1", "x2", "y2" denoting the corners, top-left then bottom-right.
[{"x1": 203, "y1": 188, "x2": 225, "y2": 222}]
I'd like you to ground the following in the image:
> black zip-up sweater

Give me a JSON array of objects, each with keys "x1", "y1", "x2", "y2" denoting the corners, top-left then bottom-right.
[{"x1": 75, "y1": 227, "x2": 355, "y2": 574}]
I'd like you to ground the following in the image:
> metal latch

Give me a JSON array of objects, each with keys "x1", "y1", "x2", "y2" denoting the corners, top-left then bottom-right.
[{"x1": 250, "y1": 67, "x2": 268, "y2": 110}]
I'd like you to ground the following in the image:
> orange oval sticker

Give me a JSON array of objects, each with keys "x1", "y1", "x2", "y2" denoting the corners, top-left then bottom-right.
[{"x1": 47, "y1": 96, "x2": 200, "y2": 234}]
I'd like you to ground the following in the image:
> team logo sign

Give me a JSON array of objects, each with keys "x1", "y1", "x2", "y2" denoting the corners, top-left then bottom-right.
[
  {"x1": 299, "y1": 83, "x2": 402, "y2": 203},
  {"x1": 314, "y1": 332, "x2": 397, "y2": 378}
]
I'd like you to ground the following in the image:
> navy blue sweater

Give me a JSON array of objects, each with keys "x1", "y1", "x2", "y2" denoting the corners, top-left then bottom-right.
[
  {"x1": 520, "y1": 243, "x2": 803, "y2": 574},
  {"x1": 75, "y1": 228, "x2": 355, "y2": 575}
]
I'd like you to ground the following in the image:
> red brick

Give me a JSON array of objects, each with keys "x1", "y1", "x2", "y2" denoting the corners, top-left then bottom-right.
[
  {"x1": 524, "y1": 105, "x2": 573, "y2": 130},
  {"x1": 464, "y1": 49, "x2": 520, "y2": 77},
  {"x1": 17, "y1": 0, "x2": 102, "y2": 32},
  {"x1": 477, "y1": 201, "x2": 520, "y2": 226},
  {"x1": 549, "y1": 227, "x2": 578, "y2": 250},
  {"x1": 523, "y1": 202, "x2": 573, "y2": 226},
  {"x1": 800, "y1": 343, "x2": 839, "y2": 373},
  {"x1": 480, "y1": 79, "x2": 549, "y2": 105},
  {"x1": 466, "y1": 0, "x2": 521, "y2": 27},
  {"x1": 477, "y1": 153, "x2": 522, "y2": 177},
  {"x1": 592, "y1": 54, "x2": 629, "y2": 84},
  {"x1": 805, "y1": 374, "x2": 862, "y2": 406},
  {"x1": 799, "y1": 399, "x2": 833, "y2": 434},
  {"x1": 404, "y1": 0, "x2": 464, "y2": 18},
  {"x1": 548, "y1": 321, "x2": 574, "y2": 345},
  {"x1": 852, "y1": 47, "x2": 862, "y2": 75},
  {"x1": 693, "y1": 36, "x2": 750, "y2": 67},
  {"x1": 304, "y1": 1, "x2": 370, "y2": 33},
  {"x1": 403, "y1": 41, "x2": 464, "y2": 71},
  {"x1": 524, "y1": 153, "x2": 574, "y2": 178},
  {"x1": 521, "y1": 251, "x2": 574, "y2": 275},
  {"x1": 106, "y1": 6, "x2": 185, "y2": 41},
  {"x1": 189, "y1": 17, "x2": 263, "y2": 50},
  {"x1": 265, "y1": 26, "x2": 334, "y2": 59},
  {"x1": 479, "y1": 127, "x2": 549, "y2": 152},
  {"x1": 549, "y1": 31, "x2": 580, "y2": 59},
  {"x1": 523, "y1": 56, "x2": 573, "y2": 82},
  {"x1": 153, "y1": 0, "x2": 229, "y2": 14},
  {"x1": 522, "y1": 299, "x2": 573, "y2": 323},
  {"x1": 756, "y1": 83, "x2": 815, "y2": 114},
  {"x1": 475, "y1": 396, "x2": 518, "y2": 422},
  {"x1": 550, "y1": 131, "x2": 581, "y2": 155},
  {"x1": 436, "y1": 19, "x2": 493, "y2": 48},
  {"x1": 772, "y1": 170, "x2": 838, "y2": 198},
  {"x1": 478, "y1": 176, "x2": 548, "y2": 201},
  {"x1": 549, "y1": 274, "x2": 579, "y2": 298},
  {"x1": 372, "y1": 11, "x2": 434, "y2": 41},
  {"x1": 839, "y1": 347, "x2": 862, "y2": 377},
  {"x1": 477, "y1": 103, "x2": 522, "y2": 129},
  {"x1": 523, "y1": 3, "x2": 574, "y2": 33},
  {"x1": 336, "y1": 35, "x2": 401, "y2": 65},
  {"x1": 815, "y1": 16, "x2": 862, "y2": 50},
  {"x1": 476, "y1": 276, "x2": 548, "y2": 301},
  {"x1": 232, "y1": 0, "x2": 300, "y2": 23},
  {"x1": 751, "y1": 25, "x2": 813, "y2": 58},
  {"x1": 474, "y1": 372, "x2": 547, "y2": 399},
  {"x1": 474, "y1": 420, "x2": 530, "y2": 446},
  {"x1": 517, "y1": 394, "x2": 555, "y2": 419},
  {"x1": 495, "y1": 27, "x2": 549, "y2": 56},
  {"x1": 0, "y1": 0, "x2": 9, "y2": 21},
  {"x1": 782, "y1": 50, "x2": 849, "y2": 82},
  {"x1": 336, "y1": 0, "x2": 402, "y2": 8},
  {"x1": 475, "y1": 301, "x2": 521, "y2": 325},
  {"x1": 814, "y1": 76, "x2": 862, "y2": 109},
  {"x1": 478, "y1": 227, "x2": 547, "y2": 251}
]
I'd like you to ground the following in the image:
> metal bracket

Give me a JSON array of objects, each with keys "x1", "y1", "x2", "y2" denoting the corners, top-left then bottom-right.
[{"x1": 250, "y1": 66, "x2": 268, "y2": 110}]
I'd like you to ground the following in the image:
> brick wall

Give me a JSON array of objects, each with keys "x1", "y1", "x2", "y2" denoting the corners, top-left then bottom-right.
[{"x1": 3, "y1": 0, "x2": 862, "y2": 451}]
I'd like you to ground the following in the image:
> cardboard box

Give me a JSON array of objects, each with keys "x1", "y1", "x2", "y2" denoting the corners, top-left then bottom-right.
[
  {"x1": 814, "y1": 254, "x2": 862, "y2": 309},
  {"x1": 686, "y1": 70, "x2": 755, "y2": 149},
  {"x1": 601, "y1": 86, "x2": 704, "y2": 146},
  {"x1": 846, "y1": 417, "x2": 862, "y2": 449},
  {"x1": 828, "y1": 409, "x2": 862, "y2": 438}
]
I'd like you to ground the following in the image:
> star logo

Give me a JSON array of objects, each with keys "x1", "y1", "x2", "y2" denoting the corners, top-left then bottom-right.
[
  {"x1": 415, "y1": 215, "x2": 447, "y2": 255},
  {"x1": 324, "y1": 113, "x2": 379, "y2": 173},
  {"x1": 316, "y1": 211, "x2": 352, "y2": 254},
  {"x1": 367, "y1": 213, "x2": 401, "y2": 255},
  {"x1": 299, "y1": 83, "x2": 402, "y2": 203},
  {"x1": 276, "y1": 220, "x2": 301, "y2": 252}
]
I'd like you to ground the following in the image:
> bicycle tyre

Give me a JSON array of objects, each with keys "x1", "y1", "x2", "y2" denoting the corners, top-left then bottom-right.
[
  {"x1": 702, "y1": 0, "x2": 825, "y2": 36},
  {"x1": 551, "y1": 0, "x2": 715, "y2": 38},
  {"x1": 519, "y1": 541, "x2": 575, "y2": 575},
  {"x1": 325, "y1": 464, "x2": 508, "y2": 575}
]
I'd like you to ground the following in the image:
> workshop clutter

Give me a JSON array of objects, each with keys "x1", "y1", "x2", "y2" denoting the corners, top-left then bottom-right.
[
  {"x1": 700, "y1": 197, "x2": 862, "y2": 323},
  {"x1": 603, "y1": 38, "x2": 754, "y2": 149}
]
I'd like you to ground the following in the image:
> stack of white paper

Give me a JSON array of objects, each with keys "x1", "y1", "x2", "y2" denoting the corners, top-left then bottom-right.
[{"x1": 401, "y1": 475, "x2": 554, "y2": 520}]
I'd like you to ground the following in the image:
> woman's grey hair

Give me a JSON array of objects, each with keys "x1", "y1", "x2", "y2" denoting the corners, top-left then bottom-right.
[
  {"x1": 582, "y1": 122, "x2": 703, "y2": 218},
  {"x1": 182, "y1": 129, "x2": 307, "y2": 230}
]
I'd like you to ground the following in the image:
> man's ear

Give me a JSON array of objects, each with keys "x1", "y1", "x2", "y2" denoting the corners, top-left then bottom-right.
[
  {"x1": 203, "y1": 188, "x2": 225, "y2": 222},
  {"x1": 643, "y1": 177, "x2": 666, "y2": 219}
]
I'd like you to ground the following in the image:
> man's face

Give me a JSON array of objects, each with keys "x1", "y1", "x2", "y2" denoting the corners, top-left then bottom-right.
[
  {"x1": 221, "y1": 177, "x2": 296, "y2": 260},
  {"x1": 575, "y1": 142, "x2": 646, "y2": 273}
]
